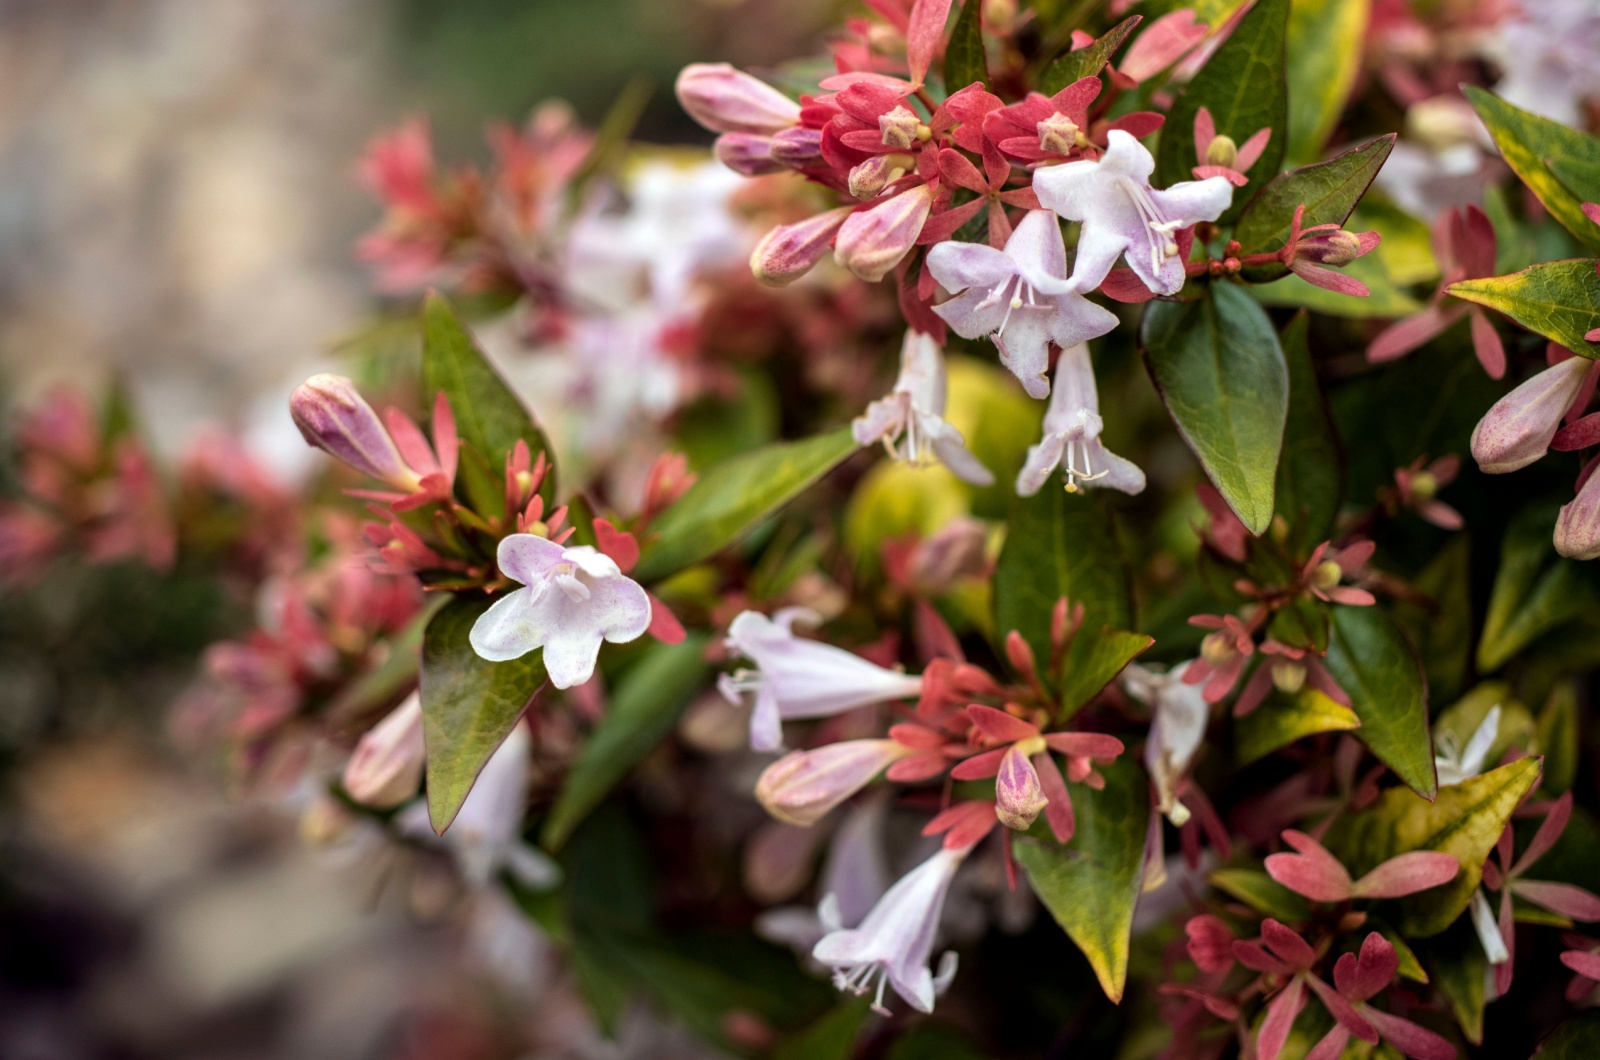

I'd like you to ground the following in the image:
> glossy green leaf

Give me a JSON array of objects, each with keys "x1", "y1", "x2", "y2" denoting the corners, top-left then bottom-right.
[
  {"x1": 1549, "y1": 154, "x2": 1600, "y2": 216},
  {"x1": 1480, "y1": 504, "x2": 1598, "y2": 671},
  {"x1": 1418, "y1": 919, "x2": 1486, "y2": 1044},
  {"x1": 1235, "y1": 687, "x2": 1360, "y2": 765},
  {"x1": 421, "y1": 292, "x2": 557, "y2": 502},
  {"x1": 1285, "y1": 0, "x2": 1370, "y2": 164},
  {"x1": 1142, "y1": 282, "x2": 1288, "y2": 534},
  {"x1": 1155, "y1": 0, "x2": 1289, "y2": 210},
  {"x1": 1235, "y1": 134, "x2": 1396, "y2": 281},
  {"x1": 1464, "y1": 85, "x2": 1600, "y2": 253},
  {"x1": 1393, "y1": 537, "x2": 1472, "y2": 704},
  {"x1": 1449, "y1": 259, "x2": 1600, "y2": 358},
  {"x1": 1274, "y1": 313, "x2": 1343, "y2": 550},
  {"x1": 1324, "y1": 605, "x2": 1435, "y2": 799},
  {"x1": 942, "y1": 0, "x2": 986, "y2": 90},
  {"x1": 1325, "y1": 757, "x2": 1542, "y2": 937},
  {"x1": 1209, "y1": 867, "x2": 1312, "y2": 922},
  {"x1": 1038, "y1": 15, "x2": 1140, "y2": 95},
  {"x1": 1014, "y1": 758, "x2": 1147, "y2": 1002},
  {"x1": 633, "y1": 427, "x2": 857, "y2": 582},
  {"x1": 993, "y1": 488, "x2": 1132, "y2": 673},
  {"x1": 421, "y1": 595, "x2": 547, "y2": 832},
  {"x1": 543, "y1": 636, "x2": 710, "y2": 850},
  {"x1": 1532, "y1": 1012, "x2": 1600, "y2": 1057},
  {"x1": 1538, "y1": 681, "x2": 1580, "y2": 795},
  {"x1": 1058, "y1": 628, "x2": 1153, "y2": 720}
]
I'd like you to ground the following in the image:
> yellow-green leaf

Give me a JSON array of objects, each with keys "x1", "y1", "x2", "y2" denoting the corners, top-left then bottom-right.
[
  {"x1": 1235, "y1": 687, "x2": 1360, "y2": 764},
  {"x1": 1209, "y1": 867, "x2": 1312, "y2": 922},
  {"x1": 1285, "y1": 0, "x2": 1370, "y2": 164},
  {"x1": 1449, "y1": 259, "x2": 1600, "y2": 358},
  {"x1": 1463, "y1": 85, "x2": 1600, "y2": 253}
]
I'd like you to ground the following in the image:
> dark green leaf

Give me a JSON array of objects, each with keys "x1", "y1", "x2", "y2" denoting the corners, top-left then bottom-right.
[
  {"x1": 421, "y1": 292, "x2": 557, "y2": 503},
  {"x1": 993, "y1": 488, "x2": 1132, "y2": 672},
  {"x1": 1058, "y1": 628, "x2": 1153, "y2": 720},
  {"x1": 1014, "y1": 758, "x2": 1147, "y2": 1002},
  {"x1": 1268, "y1": 595, "x2": 1329, "y2": 653},
  {"x1": 772, "y1": 1000, "x2": 871, "y2": 1060},
  {"x1": 942, "y1": 0, "x2": 986, "y2": 91},
  {"x1": 1418, "y1": 919, "x2": 1486, "y2": 1044},
  {"x1": 1538, "y1": 681, "x2": 1580, "y2": 795},
  {"x1": 1209, "y1": 867, "x2": 1312, "y2": 922},
  {"x1": 1535, "y1": 1013, "x2": 1600, "y2": 1058},
  {"x1": 1235, "y1": 135, "x2": 1396, "y2": 281},
  {"x1": 1038, "y1": 15, "x2": 1140, "y2": 95},
  {"x1": 1392, "y1": 537, "x2": 1473, "y2": 705},
  {"x1": 633, "y1": 427, "x2": 858, "y2": 582},
  {"x1": 543, "y1": 636, "x2": 709, "y2": 850},
  {"x1": 1235, "y1": 687, "x2": 1360, "y2": 765},
  {"x1": 884, "y1": 1024, "x2": 988, "y2": 1060},
  {"x1": 1464, "y1": 85, "x2": 1600, "y2": 253},
  {"x1": 1154, "y1": 0, "x2": 1289, "y2": 213},
  {"x1": 1141, "y1": 282, "x2": 1288, "y2": 534},
  {"x1": 1274, "y1": 313, "x2": 1343, "y2": 550},
  {"x1": 1324, "y1": 758, "x2": 1541, "y2": 936},
  {"x1": 420, "y1": 595, "x2": 546, "y2": 832},
  {"x1": 1285, "y1": 0, "x2": 1369, "y2": 164},
  {"x1": 1480, "y1": 504, "x2": 1598, "y2": 671},
  {"x1": 1324, "y1": 605, "x2": 1435, "y2": 799},
  {"x1": 1449, "y1": 259, "x2": 1600, "y2": 358}
]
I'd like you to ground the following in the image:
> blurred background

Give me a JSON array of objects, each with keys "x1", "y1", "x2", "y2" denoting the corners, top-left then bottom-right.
[{"x1": 0, "y1": 2, "x2": 828, "y2": 1057}]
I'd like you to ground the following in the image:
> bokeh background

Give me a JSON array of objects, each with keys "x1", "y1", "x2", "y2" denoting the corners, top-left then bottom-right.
[{"x1": 0, "y1": 2, "x2": 827, "y2": 1056}]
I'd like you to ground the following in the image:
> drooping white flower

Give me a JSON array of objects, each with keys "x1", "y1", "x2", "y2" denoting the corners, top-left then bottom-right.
[
  {"x1": 718, "y1": 608, "x2": 924, "y2": 752},
  {"x1": 1016, "y1": 343, "x2": 1145, "y2": 496},
  {"x1": 469, "y1": 533, "x2": 651, "y2": 688},
  {"x1": 1032, "y1": 129, "x2": 1233, "y2": 297},
  {"x1": 812, "y1": 845, "x2": 966, "y2": 1014},
  {"x1": 1471, "y1": 887, "x2": 1511, "y2": 965},
  {"x1": 1124, "y1": 660, "x2": 1209, "y2": 825},
  {"x1": 853, "y1": 331, "x2": 995, "y2": 486},
  {"x1": 1435, "y1": 704, "x2": 1501, "y2": 787}
]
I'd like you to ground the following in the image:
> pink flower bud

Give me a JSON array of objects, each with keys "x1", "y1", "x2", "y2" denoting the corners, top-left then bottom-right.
[
  {"x1": 1471, "y1": 356, "x2": 1592, "y2": 473},
  {"x1": 878, "y1": 105, "x2": 928, "y2": 149},
  {"x1": 1556, "y1": 462, "x2": 1600, "y2": 560},
  {"x1": 994, "y1": 743, "x2": 1049, "y2": 830},
  {"x1": 291, "y1": 374, "x2": 422, "y2": 490},
  {"x1": 675, "y1": 63, "x2": 800, "y2": 136},
  {"x1": 769, "y1": 127, "x2": 823, "y2": 167},
  {"x1": 1296, "y1": 228, "x2": 1373, "y2": 266},
  {"x1": 715, "y1": 133, "x2": 786, "y2": 176},
  {"x1": 755, "y1": 739, "x2": 912, "y2": 826},
  {"x1": 834, "y1": 183, "x2": 935, "y2": 283},
  {"x1": 342, "y1": 692, "x2": 426, "y2": 808},
  {"x1": 848, "y1": 154, "x2": 911, "y2": 200},
  {"x1": 750, "y1": 206, "x2": 853, "y2": 286}
]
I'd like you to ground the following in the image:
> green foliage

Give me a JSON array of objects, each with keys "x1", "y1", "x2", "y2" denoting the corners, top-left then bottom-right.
[
  {"x1": 1533, "y1": 1012, "x2": 1600, "y2": 1058},
  {"x1": 1324, "y1": 605, "x2": 1436, "y2": 799},
  {"x1": 1209, "y1": 867, "x2": 1313, "y2": 922},
  {"x1": 1418, "y1": 919, "x2": 1487, "y2": 1044},
  {"x1": 1274, "y1": 313, "x2": 1343, "y2": 550},
  {"x1": 1039, "y1": 15, "x2": 1140, "y2": 95},
  {"x1": 1480, "y1": 504, "x2": 1598, "y2": 672},
  {"x1": 1014, "y1": 758, "x2": 1148, "y2": 1002},
  {"x1": 771, "y1": 1000, "x2": 871, "y2": 1060},
  {"x1": 1235, "y1": 687, "x2": 1360, "y2": 764},
  {"x1": 1058, "y1": 627, "x2": 1153, "y2": 720},
  {"x1": 942, "y1": 0, "x2": 986, "y2": 90},
  {"x1": 420, "y1": 595, "x2": 547, "y2": 832},
  {"x1": 1284, "y1": 0, "x2": 1370, "y2": 164},
  {"x1": 1142, "y1": 282, "x2": 1289, "y2": 534},
  {"x1": 1449, "y1": 259, "x2": 1600, "y2": 358},
  {"x1": 1464, "y1": 85, "x2": 1600, "y2": 253}
]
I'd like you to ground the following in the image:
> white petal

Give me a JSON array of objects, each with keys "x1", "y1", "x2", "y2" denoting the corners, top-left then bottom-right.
[
  {"x1": 1471, "y1": 888, "x2": 1511, "y2": 964},
  {"x1": 495, "y1": 533, "x2": 566, "y2": 586},
  {"x1": 1016, "y1": 432, "x2": 1066, "y2": 497},
  {"x1": 468, "y1": 587, "x2": 545, "y2": 662}
]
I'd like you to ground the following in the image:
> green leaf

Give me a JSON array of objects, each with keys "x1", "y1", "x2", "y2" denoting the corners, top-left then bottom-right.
[
  {"x1": 1141, "y1": 282, "x2": 1288, "y2": 534},
  {"x1": 1538, "y1": 681, "x2": 1580, "y2": 795},
  {"x1": 1285, "y1": 0, "x2": 1370, "y2": 164},
  {"x1": 942, "y1": 0, "x2": 986, "y2": 91},
  {"x1": 1463, "y1": 85, "x2": 1600, "y2": 253},
  {"x1": 1480, "y1": 503, "x2": 1598, "y2": 671},
  {"x1": 993, "y1": 488, "x2": 1132, "y2": 672},
  {"x1": 1274, "y1": 313, "x2": 1343, "y2": 550},
  {"x1": 1038, "y1": 15, "x2": 1140, "y2": 95},
  {"x1": 1155, "y1": 0, "x2": 1289, "y2": 212},
  {"x1": 884, "y1": 1025, "x2": 988, "y2": 1060},
  {"x1": 1324, "y1": 757, "x2": 1542, "y2": 937},
  {"x1": 1549, "y1": 154, "x2": 1600, "y2": 214},
  {"x1": 1235, "y1": 687, "x2": 1360, "y2": 765},
  {"x1": 1268, "y1": 595, "x2": 1329, "y2": 653},
  {"x1": 772, "y1": 1000, "x2": 871, "y2": 1060},
  {"x1": 420, "y1": 292, "x2": 557, "y2": 502},
  {"x1": 1449, "y1": 259, "x2": 1600, "y2": 358},
  {"x1": 1534, "y1": 1012, "x2": 1600, "y2": 1058},
  {"x1": 420, "y1": 596, "x2": 547, "y2": 833},
  {"x1": 1418, "y1": 919, "x2": 1486, "y2": 1044},
  {"x1": 1250, "y1": 256, "x2": 1424, "y2": 318},
  {"x1": 542, "y1": 636, "x2": 710, "y2": 850},
  {"x1": 1235, "y1": 134, "x2": 1397, "y2": 281},
  {"x1": 633, "y1": 427, "x2": 858, "y2": 582},
  {"x1": 1393, "y1": 537, "x2": 1473, "y2": 705},
  {"x1": 324, "y1": 595, "x2": 446, "y2": 725},
  {"x1": 1209, "y1": 867, "x2": 1312, "y2": 922},
  {"x1": 1058, "y1": 628, "x2": 1153, "y2": 720},
  {"x1": 1014, "y1": 758, "x2": 1147, "y2": 1002},
  {"x1": 1323, "y1": 605, "x2": 1436, "y2": 799}
]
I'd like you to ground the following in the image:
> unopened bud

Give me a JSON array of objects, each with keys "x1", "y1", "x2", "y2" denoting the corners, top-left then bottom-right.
[
  {"x1": 299, "y1": 792, "x2": 355, "y2": 846},
  {"x1": 750, "y1": 206, "x2": 853, "y2": 286},
  {"x1": 1270, "y1": 659, "x2": 1307, "y2": 696},
  {"x1": 833, "y1": 182, "x2": 934, "y2": 283},
  {"x1": 1036, "y1": 111, "x2": 1081, "y2": 156},
  {"x1": 675, "y1": 63, "x2": 801, "y2": 135},
  {"x1": 1556, "y1": 471, "x2": 1600, "y2": 560},
  {"x1": 291, "y1": 374, "x2": 422, "y2": 490},
  {"x1": 715, "y1": 133, "x2": 785, "y2": 176},
  {"x1": 1297, "y1": 229, "x2": 1369, "y2": 266},
  {"x1": 1410, "y1": 470, "x2": 1438, "y2": 500},
  {"x1": 878, "y1": 105, "x2": 928, "y2": 150},
  {"x1": 769, "y1": 126, "x2": 824, "y2": 167},
  {"x1": 848, "y1": 153, "x2": 911, "y2": 200},
  {"x1": 343, "y1": 692, "x2": 426, "y2": 808},
  {"x1": 1204, "y1": 133, "x2": 1238, "y2": 168},
  {"x1": 1200, "y1": 630, "x2": 1235, "y2": 663},
  {"x1": 995, "y1": 744, "x2": 1048, "y2": 830},
  {"x1": 755, "y1": 739, "x2": 912, "y2": 826},
  {"x1": 1471, "y1": 356, "x2": 1592, "y2": 474},
  {"x1": 1311, "y1": 560, "x2": 1343, "y2": 591}
]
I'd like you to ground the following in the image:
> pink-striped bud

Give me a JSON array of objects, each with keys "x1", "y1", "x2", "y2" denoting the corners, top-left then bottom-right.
[
  {"x1": 755, "y1": 739, "x2": 913, "y2": 826},
  {"x1": 291, "y1": 374, "x2": 422, "y2": 490},
  {"x1": 342, "y1": 692, "x2": 425, "y2": 808},
  {"x1": 994, "y1": 742, "x2": 1049, "y2": 830},
  {"x1": 769, "y1": 127, "x2": 824, "y2": 167},
  {"x1": 750, "y1": 206, "x2": 853, "y2": 286},
  {"x1": 1471, "y1": 356, "x2": 1592, "y2": 473},
  {"x1": 1556, "y1": 465, "x2": 1600, "y2": 560},
  {"x1": 675, "y1": 63, "x2": 800, "y2": 135},
  {"x1": 1295, "y1": 228, "x2": 1376, "y2": 267},
  {"x1": 833, "y1": 183, "x2": 935, "y2": 283},
  {"x1": 715, "y1": 133, "x2": 786, "y2": 176}
]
